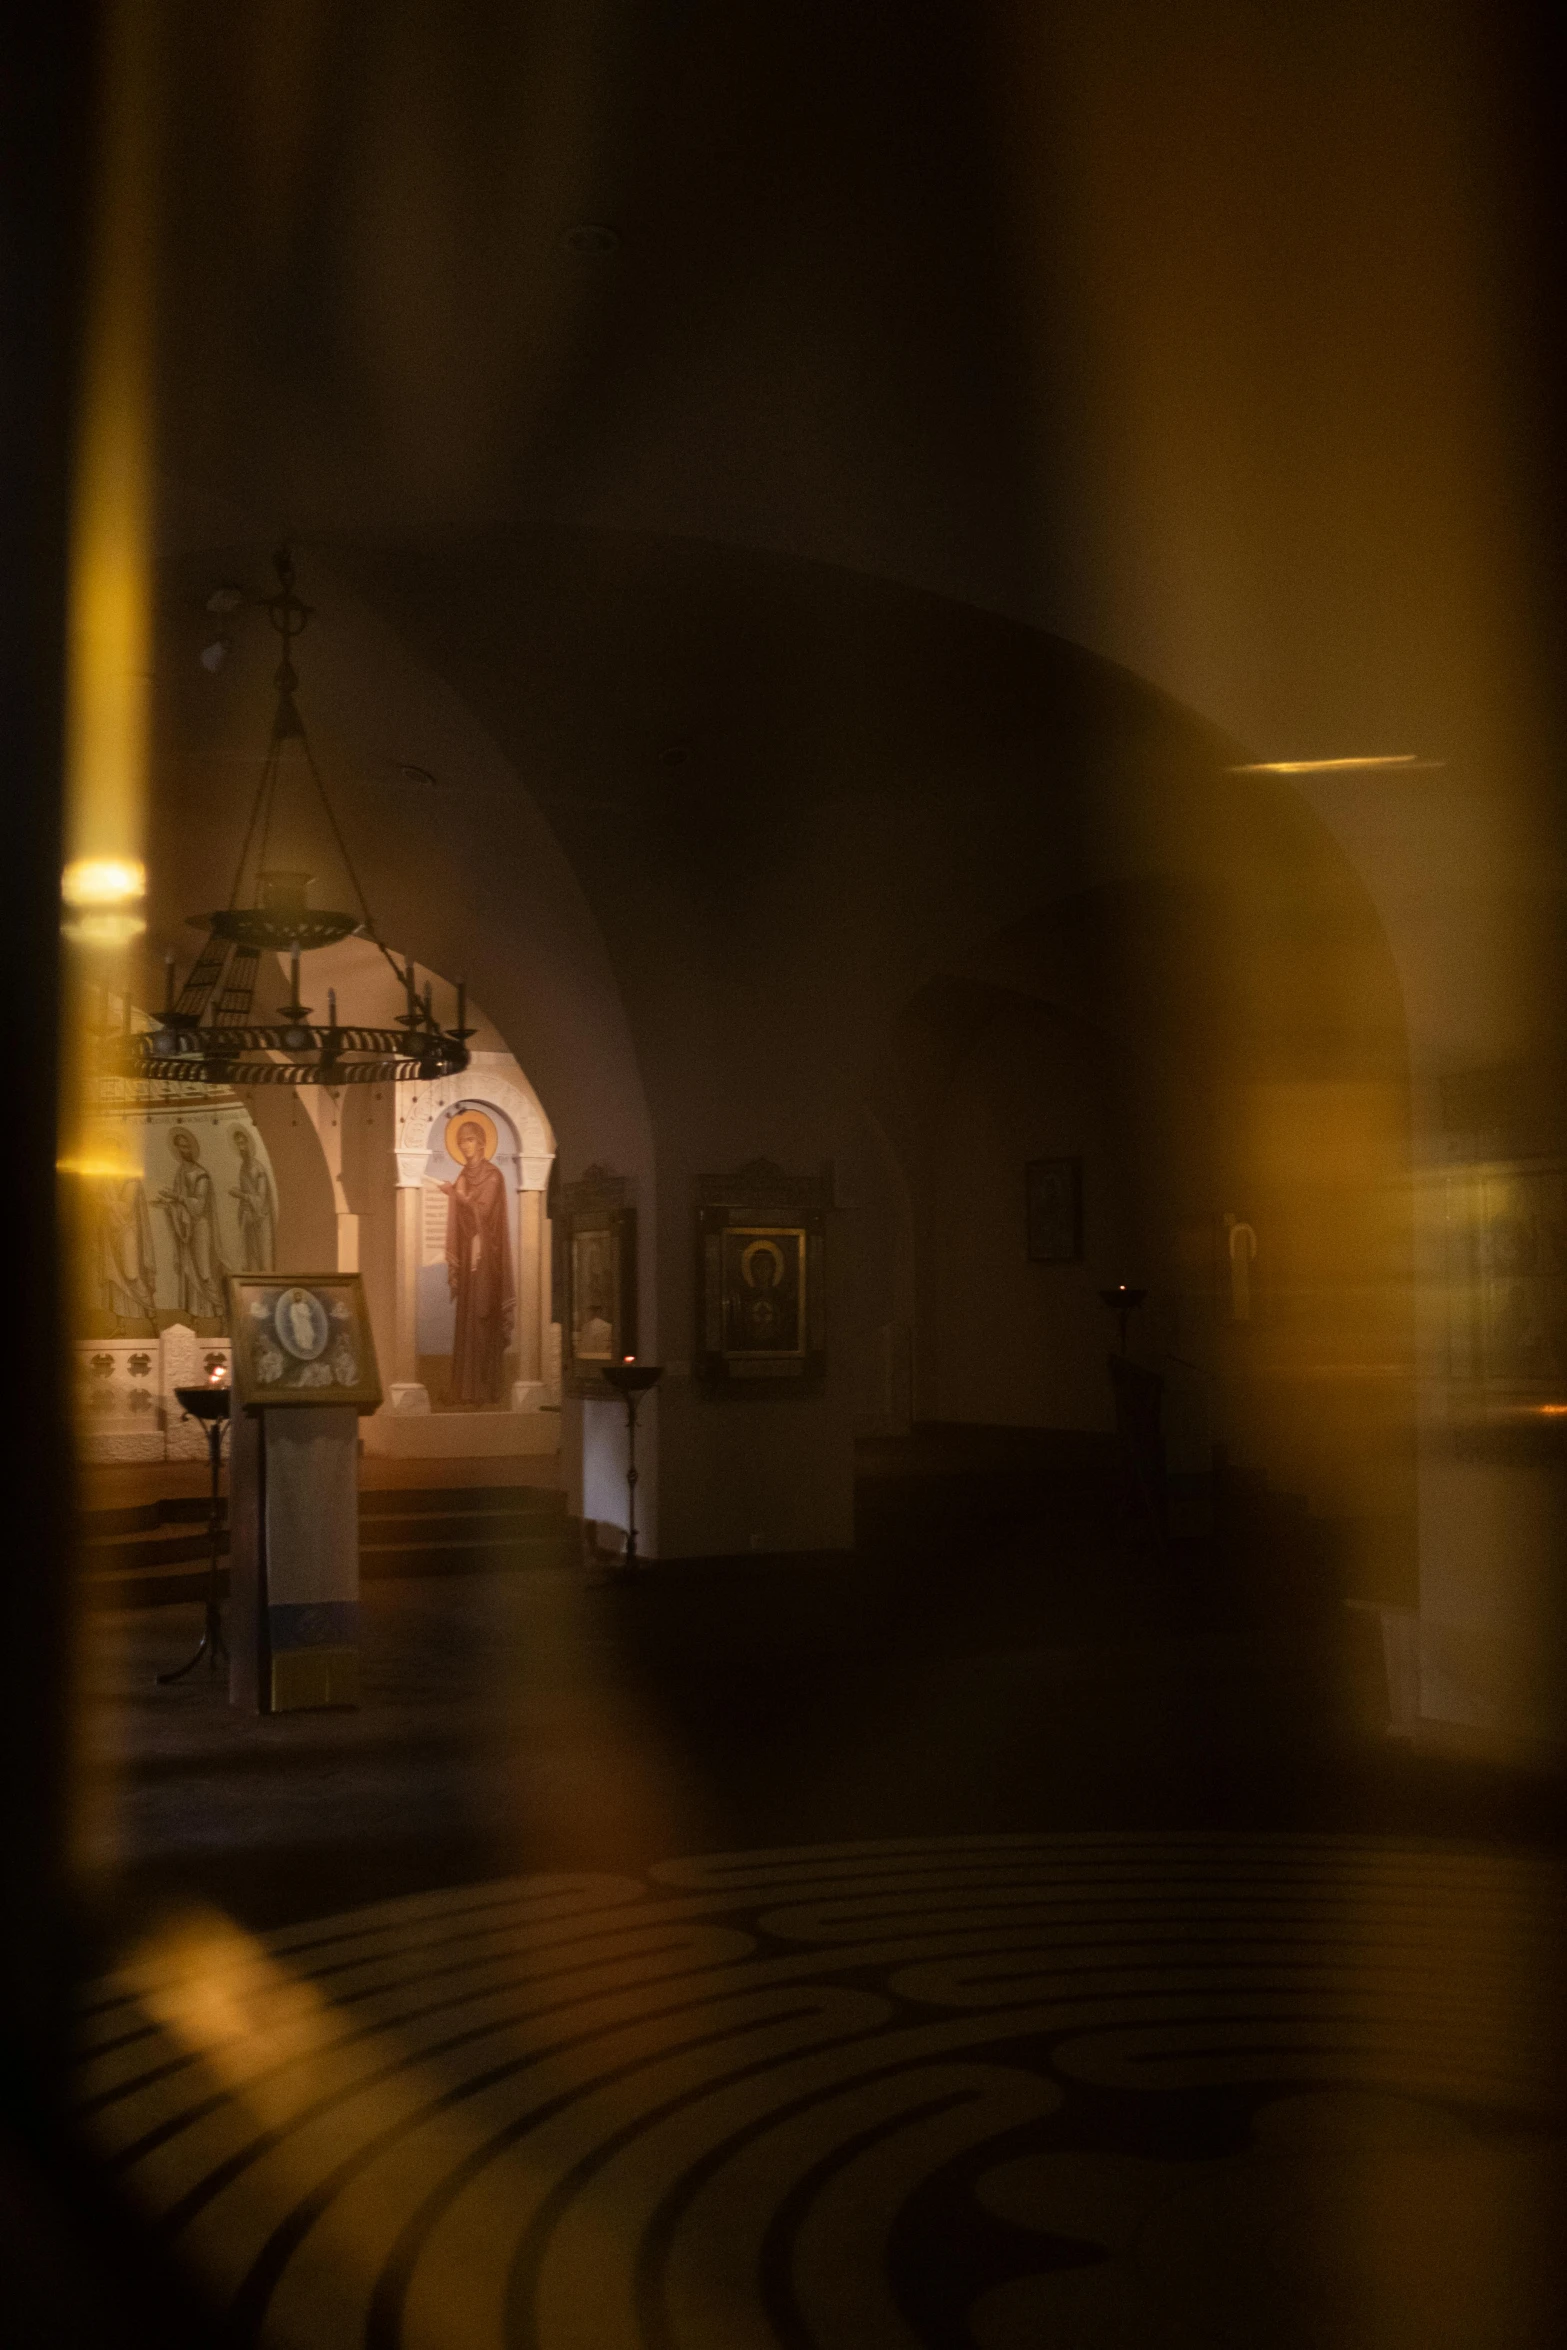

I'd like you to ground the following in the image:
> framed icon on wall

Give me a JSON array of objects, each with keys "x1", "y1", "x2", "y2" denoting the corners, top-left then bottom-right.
[
  {"x1": 559, "y1": 1165, "x2": 637, "y2": 1397},
  {"x1": 694, "y1": 1159, "x2": 829, "y2": 1393},
  {"x1": 1026, "y1": 1156, "x2": 1083, "y2": 1264}
]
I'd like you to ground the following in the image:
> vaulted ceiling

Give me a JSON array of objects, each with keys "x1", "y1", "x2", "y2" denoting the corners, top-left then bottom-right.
[{"x1": 147, "y1": 2, "x2": 1563, "y2": 1114}]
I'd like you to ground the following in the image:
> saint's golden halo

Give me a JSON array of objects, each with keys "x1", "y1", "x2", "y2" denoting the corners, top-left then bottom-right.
[
  {"x1": 740, "y1": 1238, "x2": 786, "y2": 1287},
  {"x1": 444, "y1": 1107, "x2": 499, "y2": 1163}
]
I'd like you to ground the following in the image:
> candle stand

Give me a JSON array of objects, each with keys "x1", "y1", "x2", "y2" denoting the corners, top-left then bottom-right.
[
  {"x1": 158, "y1": 1383, "x2": 230, "y2": 1684},
  {"x1": 1098, "y1": 1284, "x2": 1148, "y2": 1355},
  {"x1": 1097, "y1": 1290, "x2": 1166, "y2": 1554},
  {"x1": 599, "y1": 1363, "x2": 663, "y2": 1573}
]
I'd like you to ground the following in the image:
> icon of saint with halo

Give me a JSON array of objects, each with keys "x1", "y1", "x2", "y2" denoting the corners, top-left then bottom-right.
[{"x1": 441, "y1": 1112, "x2": 515, "y2": 1405}]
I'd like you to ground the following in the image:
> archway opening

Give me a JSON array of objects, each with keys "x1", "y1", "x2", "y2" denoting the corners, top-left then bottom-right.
[{"x1": 76, "y1": 937, "x2": 560, "y2": 1470}]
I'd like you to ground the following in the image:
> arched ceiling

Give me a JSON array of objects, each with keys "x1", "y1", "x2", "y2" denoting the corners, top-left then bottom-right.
[
  {"x1": 154, "y1": 0, "x2": 1553, "y2": 769},
  {"x1": 147, "y1": 527, "x2": 1402, "y2": 1167},
  {"x1": 146, "y1": 2, "x2": 1562, "y2": 1109}
]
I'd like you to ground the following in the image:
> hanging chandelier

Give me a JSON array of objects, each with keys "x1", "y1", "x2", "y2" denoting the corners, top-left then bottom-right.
[{"x1": 102, "y1": 548, "x2": 471, "y2": 1091}]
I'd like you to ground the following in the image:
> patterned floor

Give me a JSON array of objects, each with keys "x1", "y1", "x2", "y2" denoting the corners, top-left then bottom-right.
[{"x1": 75, "y1": 1834, "x2": 1566, "y2": 2348}]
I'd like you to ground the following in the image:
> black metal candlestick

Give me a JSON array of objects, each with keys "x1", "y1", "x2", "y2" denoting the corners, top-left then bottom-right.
[
  {"x1": 1098, "y1": 1284, "x2": 1148, "y2": 1356},
  {"x1": 158, "y1": 1384, "x2": 230, "y2": 1683},
  {"x1": 599, "y1": 1363, "x2": 663, "y2": 1572}
]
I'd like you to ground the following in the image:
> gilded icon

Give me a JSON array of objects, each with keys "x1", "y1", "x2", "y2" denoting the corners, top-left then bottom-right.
[
  {"x1": 558, "y1": 1167, "x2": 637, "y2": 1395},
  {"x1": 225, "y1": 1273, "x2": 383, "y2": 1410},
  {"x1": 571, "y1": 1229, "x2": 619, "y2": 1363},
  {"x1": 723, "y1": 1227, "x2": 805, "y2": 1357}
]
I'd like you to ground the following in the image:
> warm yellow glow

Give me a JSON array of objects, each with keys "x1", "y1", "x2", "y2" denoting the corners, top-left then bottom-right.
[
  {"x1": 58, "y1": 1122, "x2": 141, "y2": 1180},
  {"x1": 60, "y1": 857, "x2": 147, "y2": 948},
  {"x1": 1226, "y1": 755, "x2": 1440, "y2": 775},
  {"x1": 62, "y1": 854, "x2": 146, "y2": 906},
  {"x1": 61, "y1": 1, "x2": 161, "y2": 1887},
  {"x1": 63, "y1": 2, "x2": 156, "y2": 883},
  {"x1": 127, "y1": 1911, "x2": 337, "y2": 2095},
  {"x1": 61, "y1": 910, "x2": 146, "y2": 949}
]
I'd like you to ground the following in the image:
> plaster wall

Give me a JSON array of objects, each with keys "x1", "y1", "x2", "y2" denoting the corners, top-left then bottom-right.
[
  {"x1": 244, "y1": 1091, "x2": 337, "y2": 1274},
  {"x1": 144, "y1": 535, "x2": 1419, "y2": 1569},
  {"x1": 916, "y1": 996, "x2": 1128, "y2": 1431},
  {"x1": 137, "y1": 3, "x2": 1561, "y2": 1728}
]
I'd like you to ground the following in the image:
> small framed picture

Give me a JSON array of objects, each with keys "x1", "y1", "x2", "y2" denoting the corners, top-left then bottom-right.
[
  {"x1": 694, "y1": 1160, "x2": 829, "y2": 1392},
  {"x1": 226, "y1": 1273, "x2": 384, "y2": 1411},
  {"x1": 560, "y1": 1167, "x2": 638, "y2": 1396},
  {"x1": 1026, "y1": 1157, "x2": 1083, "y2": 1264}
]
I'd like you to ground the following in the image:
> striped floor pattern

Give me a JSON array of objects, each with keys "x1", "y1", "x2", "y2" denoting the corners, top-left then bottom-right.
[{"x1": 75, "y1": 1835, "x2": 1566, "y2": 2348}]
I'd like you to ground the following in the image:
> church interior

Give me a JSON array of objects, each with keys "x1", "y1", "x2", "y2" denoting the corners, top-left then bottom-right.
[{"x1": 5, "y1": 4, "x2": 1567, "y2": 2344}]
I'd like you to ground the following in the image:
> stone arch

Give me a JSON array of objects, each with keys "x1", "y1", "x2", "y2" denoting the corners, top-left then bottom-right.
[{"x1": 395, "y1": 1055, "x2": 553, "y2": 1190}]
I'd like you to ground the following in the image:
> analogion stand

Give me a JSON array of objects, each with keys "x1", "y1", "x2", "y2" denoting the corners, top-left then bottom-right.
[
  {"x1": 225, "y1": 1272, "x2": 383, "y2": 1713},
  {"x1": 158, "y1": 1377, "x2": 231, "y2": 1683}
]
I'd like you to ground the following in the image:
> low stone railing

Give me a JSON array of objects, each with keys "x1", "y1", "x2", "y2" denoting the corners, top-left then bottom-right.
[{"x1": 75, "y1": 1325, "x2": 232, "y2": 1463}]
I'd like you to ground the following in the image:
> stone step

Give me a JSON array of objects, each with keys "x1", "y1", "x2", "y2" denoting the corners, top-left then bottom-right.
[
  {"x1": 82, "y1": 1528, "x2": 226, "y2": 1570},
  {"x1": 79, "y1": 1481, "x2": 575, "y2": 1607},
  {"x1": 81, "y1": 1494, "x2": 562, "y2": 1558},
  {"x1": 79, "y1": 1495, "x2": 218, "y2": 1539},
  {"x1": 86, "y1": 1534, "x2": 581, "y2": 1611},
  {"x1": 357, "y1": 1532, "x2": 577, "y2": 1578},
  {"x1": 358, "y1": 1486, "x2": 566, "y2": 1519}
]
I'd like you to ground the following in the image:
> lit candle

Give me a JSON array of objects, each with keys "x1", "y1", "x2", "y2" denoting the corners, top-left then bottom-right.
[{"x1": 163, "y1": 953, "x2": 175, "y2": 1015}]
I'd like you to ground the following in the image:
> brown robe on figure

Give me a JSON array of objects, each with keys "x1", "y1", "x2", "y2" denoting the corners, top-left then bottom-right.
[{"x1": 445, "y1": 1156, "x2": 514, "y2": 1403}]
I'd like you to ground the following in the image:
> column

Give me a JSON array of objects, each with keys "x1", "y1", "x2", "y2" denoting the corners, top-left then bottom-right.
[
  {"x1": 390, "y1": 1145, "x2": 427, "y2": 1408},
  {"x1": 539, "y1": 1188, "x2": 557, "y2": 1398},
  {"x1": 517, "y1": 1188, "x2": 542, "y2": 1381},
  {"x1": 297, "y1": 1088, "x2": 358, "y2": 1270}
]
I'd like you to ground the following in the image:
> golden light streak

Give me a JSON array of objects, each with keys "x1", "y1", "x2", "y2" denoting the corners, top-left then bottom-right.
[
  {"x1": 63, "y1": 6, "x2": 156, "y2": 888},
  {"x1": 62, "y1": 0, "x2": 161, "y2": 1890},
  {"x1": 1225, "y1": 754, "x2": 1443, "y2": 775},
  {"x1": 57, "y1": 1118, "x2": 141, "y2": 1181}
]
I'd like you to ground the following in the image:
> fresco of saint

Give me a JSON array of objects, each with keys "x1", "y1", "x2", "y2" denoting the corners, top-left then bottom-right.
[
  {"x1": 230, "y1": 1126, "x2": 277, "y2": 1271},
  {"x1": 442, "y1": 1117, "x2": 514, "y2": 1404},
  {"x1": 157, "y1": 1128, "x2": 228, "y2": 1319},
  {"x1": 96, "y1": 1171, "x2": 157, "y2": 1327}
]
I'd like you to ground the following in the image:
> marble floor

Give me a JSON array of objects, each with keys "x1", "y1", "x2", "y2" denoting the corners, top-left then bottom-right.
[{"x1": 71, "y1": 1554, "x2": 1567, "y2": 2347}]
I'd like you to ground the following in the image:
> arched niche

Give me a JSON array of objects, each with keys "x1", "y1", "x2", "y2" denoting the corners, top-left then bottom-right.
[
  {"x1": 394, "y1": 1059, "x2": 553, "y2": 1190},
  {"x1": 108, "y1": 934, "x2": 562, "y2": 1436},
  {"x1": 247, "y1": 938, "x2": 561, "y2": 1425},
  {"x1": 397, "y1": 1072, "x2": 554, "y2": 1409}
]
